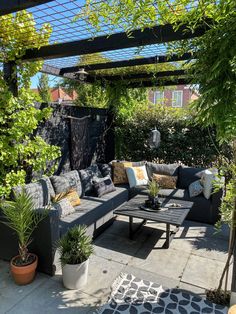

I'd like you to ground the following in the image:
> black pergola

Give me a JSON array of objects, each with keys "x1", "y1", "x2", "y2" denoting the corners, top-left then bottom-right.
[{"x1": 0, "y1": 0, "x2": 208, "y2": 93}]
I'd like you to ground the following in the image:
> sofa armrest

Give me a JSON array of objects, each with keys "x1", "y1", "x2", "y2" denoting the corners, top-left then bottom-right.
[{"x1": 211, "y1": 188, "x2": 224, "y2": 223}]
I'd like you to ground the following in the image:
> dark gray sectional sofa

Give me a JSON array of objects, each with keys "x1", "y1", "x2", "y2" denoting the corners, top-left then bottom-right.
[{"x1": 0, "y1": 162, "x2": 223, "y2": 276}]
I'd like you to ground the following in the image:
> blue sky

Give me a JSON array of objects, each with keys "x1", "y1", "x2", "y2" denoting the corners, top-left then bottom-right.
[{"x1": 31, "y1": 73, "x2": 60, "y2": 88}]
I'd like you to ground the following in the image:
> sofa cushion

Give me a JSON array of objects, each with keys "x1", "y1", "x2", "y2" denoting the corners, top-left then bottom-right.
[
  {"x1": 59, "y1": 187, "x2": 128, "y2": 236},
  {"x1": 79, "y1": 164, "x2": 103, "y2": 195},
  {"x1": 126, "y1": 165, "x2": 149, "y2": 188},
  {"x1": 112, "y1": 161, "x2": 132, "y2": 184},
  {"x1": 93, "y1": 175, "x2": 116, "y2": 197},
  {"x1": 153, "y1": 174, "x2": 177, "y2": 189},
  {"x1": 189, "y1": 180, "x2": 203, "y2": 197},
  {"x1": 50, "y1": 170, "x2": 82, "y2": 197},
  {"x1": 52, "y1": 198, "x2": 75, "y2": 218},
  {"x1": 177, "y1": 166, "x2": 205, "y2": 189},
  {"x1": 13, "y1": 177, "x2": 55, "y2": 209},
  {"x1": 146, "y1": 162, "x2": 179, "y2": 180},
  {"x1": 98, "y1": 163, "x2": 112, "y2": 177}
]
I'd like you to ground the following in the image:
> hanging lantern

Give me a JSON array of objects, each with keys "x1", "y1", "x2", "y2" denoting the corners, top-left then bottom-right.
[
  {"x1": 148, "y1": 127, "x2": 161, "y2": 149},
  {"x1": 76, "y1": 68, "x2": 88, "y2": 82}
]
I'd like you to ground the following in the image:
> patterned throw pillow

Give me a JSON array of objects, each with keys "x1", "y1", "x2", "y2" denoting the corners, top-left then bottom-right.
[
  {"x1": 52, "y1": 198, "x2": 75, "y2": 218},
  {"x1": 79, "y1": 164, "x2": 103, "y2": 195},
  {"x1": 201, "y1": 168, "x2": 218, "y2": 199},
  {"x1": 153, "y1": 174, "x2": 177, "y2": 189},
  {"x1": 112, "y1": 161, "x2": 132, "y2": 184},
  {"x1": 93, "y1": 175, "x2": 116, "y2": 197},
  {"x1": 125, "y1": 166, "x2": 149, "y2": 188},
  {"x1": 50, "y1": 170, "x2": 82, "y2": 197},
  {"x1": 188, "y1": 180, "x2": 204, "y2": 197}
]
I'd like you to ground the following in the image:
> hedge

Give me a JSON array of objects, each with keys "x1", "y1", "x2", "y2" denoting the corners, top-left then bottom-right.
[{"x1": 115, "y1": 106, "x2": 232, "y2": 168}]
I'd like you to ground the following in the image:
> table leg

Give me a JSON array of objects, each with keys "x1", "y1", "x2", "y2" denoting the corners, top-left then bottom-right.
[
  {"x1": 129, "y1": 217, "x2": 146, "y2": 240},
  {"x1": 163, "y1": 224, "x2": 180, "y2": 249},
  {"x1": 165, "y1": 223, "x2": 170, "y2": 248}
]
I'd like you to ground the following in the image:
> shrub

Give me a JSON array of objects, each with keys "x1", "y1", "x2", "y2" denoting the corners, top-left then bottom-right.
[{"x1": 115, "y1": 105, "x2": 232, "y2": 167}]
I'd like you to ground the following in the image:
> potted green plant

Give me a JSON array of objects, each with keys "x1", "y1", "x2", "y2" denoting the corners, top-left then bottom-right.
[
  {"x1": 58, "y1": 225, "x2": 93, "y2": 290},
  {"x1": 147, "y1": 180, "x2": 161, "y2": 209},
  {"x1": 0, "y1": 190, "x2": 48, "y2": 285}
]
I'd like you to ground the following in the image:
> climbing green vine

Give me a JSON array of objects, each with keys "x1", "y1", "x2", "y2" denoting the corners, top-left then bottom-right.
[{"x1": 0, "y1": 11, "x2": 60, "y2": 197}]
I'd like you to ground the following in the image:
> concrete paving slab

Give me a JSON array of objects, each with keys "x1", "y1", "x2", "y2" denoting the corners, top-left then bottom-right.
[
  {"x1": 80, "y1": 255, "x2": 125, "y2": 300},
  {"x1": 6, "y1": 278, "x2": 100, "y2": 314},
  {"x1": 191, "y1": 236, "x2": 228, "y2": 262},
  {"x1": 0, "y1": 260, "x2": 49, "y2": 313},
  {"x1": 130, "y1": 247, "x2": 190, "y2": 281},
  {"x1": 181, "y1": 254, "x2": 232, "y2": 290},
  {"x1": 123, "y1": 265, "x2": 179, "y2": 288}
]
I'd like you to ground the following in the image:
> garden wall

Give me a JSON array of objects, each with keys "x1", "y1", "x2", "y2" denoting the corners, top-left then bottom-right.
[{"x1": 36, "y1": 103, "x2": 114, "y2": 174}]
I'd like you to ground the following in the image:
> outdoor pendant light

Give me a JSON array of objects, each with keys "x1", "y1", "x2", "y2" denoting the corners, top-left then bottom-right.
[
  {"x1": 76, "y1": 68, "x2": 88, "y2": 81},
  {"x1": 148, "y1": 127, "x2": 161, "y2": 149}
]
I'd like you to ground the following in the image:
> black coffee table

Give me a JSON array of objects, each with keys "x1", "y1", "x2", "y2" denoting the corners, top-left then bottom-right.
[{"x1": 114, "y1": 194, "x2": 192, "y2": 248}]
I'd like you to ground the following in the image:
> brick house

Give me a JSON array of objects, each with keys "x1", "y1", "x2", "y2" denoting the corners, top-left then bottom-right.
[
  {"x1": 148, "y1": 85, "x2": 199, "y2": 108},
  {"x1": 32, "y1": 87, "x2": 78, "y2": 103}
]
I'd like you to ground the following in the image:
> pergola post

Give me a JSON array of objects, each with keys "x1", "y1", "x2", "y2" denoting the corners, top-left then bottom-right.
[{"x1": 3, "y1": 61, "x2": 18, "y2": 97}]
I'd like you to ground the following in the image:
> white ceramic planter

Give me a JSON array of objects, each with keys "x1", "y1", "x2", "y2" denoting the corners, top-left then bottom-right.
[{"x1": 62, "y1": 259, "x2": 89, "y2": 290}]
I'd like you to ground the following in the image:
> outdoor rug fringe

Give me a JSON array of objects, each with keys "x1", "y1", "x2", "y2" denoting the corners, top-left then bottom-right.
[{"x1": 95, "y1": 272, "x2": 228, "y2": 314}]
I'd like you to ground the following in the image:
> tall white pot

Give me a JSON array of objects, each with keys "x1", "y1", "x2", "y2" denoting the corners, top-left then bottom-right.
[{"x1": 62, "y1": 259, "x2": 89, "y2": 290}]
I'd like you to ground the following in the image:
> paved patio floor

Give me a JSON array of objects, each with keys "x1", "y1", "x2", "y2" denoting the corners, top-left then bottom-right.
[{"x1": 0, "y1": 217, "x2": 231, "y2": 314}]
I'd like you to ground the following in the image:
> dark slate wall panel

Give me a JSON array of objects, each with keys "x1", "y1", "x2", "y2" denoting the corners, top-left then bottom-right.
[{"x1": 36, "y1": 103, "x2": 114, "y2": 175}]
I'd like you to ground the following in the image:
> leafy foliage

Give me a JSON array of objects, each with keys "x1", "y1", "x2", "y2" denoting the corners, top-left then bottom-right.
[
  {"x1": 148, "y1": 180, "x2": 160, "y2": 198},
  {"x1": 58, "y1": 225, "x2": 93, "y2": 266},
  {"x1": 0, "y1": 190, "x2": 48, "y2": 265},
  {"x1": 115, "y1": 104, "x2": 232, "y2": 167},
  {"x1": 0, "y1": 11, "x2": 61, "y2": 197},
  {"x1": 37, "y1": 73, "x2": 52, "y2": 103}
]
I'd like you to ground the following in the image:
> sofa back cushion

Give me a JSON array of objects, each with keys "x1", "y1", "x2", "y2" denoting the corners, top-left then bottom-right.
[
  {"x1": 146, "y1": 162, "x2": 179, "y2": 180},
  {"x1": 98, "y1": 163, "x2": 112, "y2": 177},
  {"x1": 178, "y1": 166, "x2": 205, "y2": 189},
  {"x1": 50, "y1": 170, "x2": 82, "y2": 197},
  {"x1": 79, "y1": 164, "x2": 103, "y2": 195},
  {"x1": 13, "y1": 177, "x2": 55, "y2": 209}
]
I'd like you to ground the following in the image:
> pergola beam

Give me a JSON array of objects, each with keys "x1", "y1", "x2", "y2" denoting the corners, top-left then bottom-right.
[
  {"x1": 100, "y1": 70, "x2": 187, "y2": 82},
  {"x1": 0, "y1": 0, "x2": 54, "y2": 16},
  {"x1": 60, "y1": 53, "x2": 193, "y2": 74},
  {"x1": 22, "y1": 23, "x2": 208, "y2": 61},
  {"x1": 124, "y1": 78, "x2": 191, "y2": 88}
]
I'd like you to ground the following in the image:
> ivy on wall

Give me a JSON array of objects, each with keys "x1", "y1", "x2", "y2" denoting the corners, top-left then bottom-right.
[{"x1": 0, "y1": 11, "x2": 61, "y2": 197}]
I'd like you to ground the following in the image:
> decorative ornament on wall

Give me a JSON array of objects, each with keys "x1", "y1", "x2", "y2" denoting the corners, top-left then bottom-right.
[{"x1": 148, "y1": 127, "x2": 161, "y2": 149}]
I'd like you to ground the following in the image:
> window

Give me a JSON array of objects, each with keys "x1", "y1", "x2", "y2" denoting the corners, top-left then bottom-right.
[
  {"x1": 172, "y1": 91, "x2": 183, "y2": 107},
  {"x1": 153, "y1": 91, "x2": 164, "y2": 104}
]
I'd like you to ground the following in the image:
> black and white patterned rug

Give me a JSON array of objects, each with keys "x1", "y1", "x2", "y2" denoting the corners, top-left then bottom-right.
[{"x1": 96, "y1": 273, "x2": 228, "y2": 314}]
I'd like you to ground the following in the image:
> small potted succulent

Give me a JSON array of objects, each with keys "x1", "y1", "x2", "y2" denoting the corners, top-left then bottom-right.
[
  {"x1": 0, "y1": 191, "x2": 48, "y2": 285},
  {"x1": 146, "y1": 180, "x2": 161, "y2": 209},
  {"x1": 58, "y1": 225, "x2": 93, "y2": 290}
]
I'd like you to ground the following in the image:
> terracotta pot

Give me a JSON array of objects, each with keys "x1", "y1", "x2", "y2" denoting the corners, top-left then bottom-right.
[{"x1": 10, "y1": 253, "x2": 38, "y2": 285}]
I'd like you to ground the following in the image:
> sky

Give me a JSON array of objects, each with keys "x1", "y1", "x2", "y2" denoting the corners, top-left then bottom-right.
[{"x1": 30, "y1": 73, "x2": 60, "y2": 89}]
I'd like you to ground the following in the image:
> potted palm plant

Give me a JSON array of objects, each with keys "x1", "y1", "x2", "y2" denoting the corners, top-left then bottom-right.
[
  {"x1": 0, "y1": 190, "x2": 48, "y2": 285},
  {"x1": 58, "y1": 225, "x2": 93, "y2": 290}
]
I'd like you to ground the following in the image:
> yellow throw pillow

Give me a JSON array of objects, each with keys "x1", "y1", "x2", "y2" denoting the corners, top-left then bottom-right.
[
  {"x1": 53, "y1": 189, "x2": 81, "y2": 207},
  {"x1": 112, "y1": 161, "x2": 132, "y2": 184},
  {"x1": 65, "y1": 189, "x2": 81, "y2": 207},
  {"x1": 153, "y1": 174, "x2": 177, "y2": 189}
]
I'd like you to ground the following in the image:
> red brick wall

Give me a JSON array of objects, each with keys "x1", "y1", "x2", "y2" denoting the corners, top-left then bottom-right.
[{"x1": 149, "y1": 85, "x2": 198, "y2": 108}]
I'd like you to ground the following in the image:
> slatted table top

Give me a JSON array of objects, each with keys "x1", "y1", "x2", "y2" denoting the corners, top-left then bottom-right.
[{"x1": 114, "y1": 194, "x2": 192, "y2": 226}]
